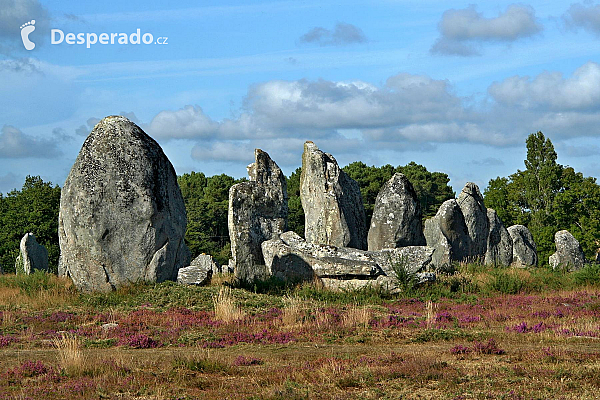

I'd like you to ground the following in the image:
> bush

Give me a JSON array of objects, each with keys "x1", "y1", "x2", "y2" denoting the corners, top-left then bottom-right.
[{"x1": 573, "y1": 263, "x2": 600, "y2": 286}]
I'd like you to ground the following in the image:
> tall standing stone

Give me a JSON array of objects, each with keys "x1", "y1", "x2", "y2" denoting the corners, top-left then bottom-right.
[
  {"x1": 367, "y1": 173, "x2": 425, "y2": 251},
  {"x1": 549, "y1": 230, "x2": 585, "y2": 271},
  {"x1": 15, "y1": 233, "x2": 48, "y2": 274},
  {"x1": 484, "y1": 209, "x2": 513, "y2": 266},
  {"x1": 228, "y1": 149, "x2": 288, "y2": 283},
  {"x1": 300, "y1": 141, "x2": 367, "y2": 250},
  {"x1": 507, "y1": 225, "x2": 538, "y2": 267},
  {"x1": 457, "y1": 182, "x2": 488, "y2": 259},
  {"x1": 58, "y1": 116, "x2": 190, "y2": 292},
  {"x1": 424, "y1": 199, "x2": 471, "y2": 270}
]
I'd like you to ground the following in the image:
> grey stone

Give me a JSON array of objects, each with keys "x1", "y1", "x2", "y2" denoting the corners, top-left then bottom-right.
[
  {"x1": 367, "y1": 173, "x2": 425, "y2": 251},
  {"x1": 549, "y1": 230, "x2": 586, "y2": 271},
  {"x1": 16, "y1": 233, "x2": 48, "y2": 275},
  {"x1": 101, "y1": 323, "x2": 119, "y2": 331},
  {"x1": 228, "y1": 149, "x2": 287, "y2": 283},
  {"x1": 507, "y1": 225, "x2": 538, "y2": 267},
  {"x1": 484, "y1": 209, "x2": 513, "y2": 266},
  {"x1": 424, "y1": 199, "x2": 471, "y2": 270},
  {"x1": 58, "y1": 116, "x2": 190, "y2": 292},
  {"x1": 177, "y1": 264, "x2": 213, "y2": 286},
  {"x1": 300, "y1": 141, "x2": 367, "y2": 250},
  {"x1": 191, "y1": 253, "x2": 221, "y2": 275},
  {"x1": 261, "y1": 231, "x2": 434, "y2": 292},
  {"x1": 457, "y1": 182, "x2": 488, "y2": 259}
]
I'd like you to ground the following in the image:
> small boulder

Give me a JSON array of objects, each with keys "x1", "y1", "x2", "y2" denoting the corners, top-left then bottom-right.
[
  {"x1": 300, "y1": 141, "x2": 367, "y2": 250},
  {"x1": 484, "y1": 209, "x2": 513, "y2": 266},
  {"x1": 424, "y1": 199, "x2": 471, "y2": 270},
  {"x1": 228, "y1": 149, "x2": 287, "y2": 283},
  {"x1": 15, "y1": 233, "x2": 48, "y2": 275},
  {"x1": 508, "y1": 225, "x2": 538, "y2": 267},
  {"x1": 457, "y1": 182, "x2": 488, "y2": 259},
  {"x1": 190, "y1": 253, "x2": 221, "y2": 275},
  {"x1": 367, "y1": 173, "x2": 425, "y2": 250},
  {"x1": 549, "y1": 230, "x2": 586, "y2": 271},
  {"x1": 177, "y1": 265, "x2": 213, "y2": 286}
]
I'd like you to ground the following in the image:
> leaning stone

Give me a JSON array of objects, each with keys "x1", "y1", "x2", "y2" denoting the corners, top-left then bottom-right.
[
  {"x1": 424, "y1": 199, "x2": 471, "y2": 270},
  {"x1": 177, "y1": 265, "x2": 213, "y2": 286},
  {"x1": 508, "y1": 225, "x2": 538, "y2": 267},
  {"x1": 300, "y1": 141, "x2": 367, "y2": 250},
  {"x1": 368, "y1": 173, "x2": 425, "y2": 250},
  {"x1": 369, "y1": 246, "x2": 435, "y2": 278},
  {"x1": 16, "y1": 233, "x2": 48, "y2": 275},
  {"x1": 58, "y1": 116, "x2": 190, "y2": 292},
  {"x1": 457, "y1": 182, "x2": 488, "y2": 259},
  {"x1": 484, "y1": 209, "x2": 513, "y2": 266},
  {"x1": 228, "y1": 149, "x2": 287, "y2": 283},
  {"x1": 549, "y1": 230, "x2": 586, "y2": 271},
  {"x1": 191, "y1": 253, "x2": 221, "y2": 275}
]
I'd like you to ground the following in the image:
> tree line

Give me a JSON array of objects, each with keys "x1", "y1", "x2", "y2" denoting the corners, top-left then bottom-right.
[{"x1": 0, "y1": 132, "x2": 597, "y2": 273}]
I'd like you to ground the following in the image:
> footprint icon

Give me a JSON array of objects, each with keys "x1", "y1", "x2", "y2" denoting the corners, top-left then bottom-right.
[{"x1": 20, "y1": 20, "x2": 36, "y2": 51}]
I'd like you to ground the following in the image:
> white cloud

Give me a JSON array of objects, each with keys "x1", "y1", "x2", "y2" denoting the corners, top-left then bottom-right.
[
  {"x1": 431, "y1": 4, "x2": 542, "y2": 56},
  {"x1": 0, "y1": 125, "x2": 61, "y2": 158},
  {"x1": 299, "y1": 23, "x2": 367, "y2": 46},
  {"x1": 147, "y1": 105, "x2": 219, "y2": 140},
  {"x1": 488, "y1": 62, "x2": 600, "y2": 110},
  {"x1": 564, "y1": 2, "x2": 600, "y2": 36}
]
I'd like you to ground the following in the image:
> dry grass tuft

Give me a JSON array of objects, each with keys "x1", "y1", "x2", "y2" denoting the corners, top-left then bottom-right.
[
  {"x1": 281, "y1": 295, "x2": 304, "y2": 327},
  {"x1": 425, "y1": 300, "x2": 437, "y2": 328},
  {"x1": 52, "y1": 333, "x2": 85, "y2": 376},
  {"x1": 342, "y1": 304, "x2": 371, "y2": 329},
  {"x1": 212, "y1": 286, "x2": 245, "y2": 323}
]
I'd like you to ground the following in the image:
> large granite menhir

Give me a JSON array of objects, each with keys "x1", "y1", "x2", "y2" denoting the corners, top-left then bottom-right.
[
  {"x1": 228, "y1": 149, "x2": 288, "y2": 283},
  {"x1": 300, "y1": 141, "x2": 367, "y2": 250},
  {"x1": 457, "y1": 182, "x2": 488, "y2": 259},
  {"x1": 507, "y1": 225, "x2": 538, "y2": 267},
  {"x1": 368, "y1": 173, "x2": 425, "y2": 251},
  {"x1": 58, "y1": 116, "x2": 190, "y2": 292}
]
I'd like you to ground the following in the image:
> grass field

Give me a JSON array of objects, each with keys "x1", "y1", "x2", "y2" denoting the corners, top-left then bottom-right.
[{"x1": 0, "y1": 264, "x2": 599, "y2": 399}]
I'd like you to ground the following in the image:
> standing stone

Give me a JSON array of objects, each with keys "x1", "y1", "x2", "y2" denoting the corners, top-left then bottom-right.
[
  {"x1": 15, "y1": 233, "x2": 48, "y2": 274},
  {"x1": 300, "y1": 141, "x2": 367, "y2": 250},
  {"x1": 58, "y1": 116, "x2": 190, "y2": 292},
  {"x1": 424, "y1": 199, "x2": 471, "y2": 270},
  {"x1": 457, "y1": 182, "x2": 488, "y2": 259},
  {"x1": 484, "y1": 209, "x2": 513, "y2": 266},
  {"x1": 367, "y1": 173, "x2": 425, "y2": 251},
  {"x1": 507, "y1": 225, "x2": 538, "y2": 267},
  {"x1": 549, "y1": 230, "x2": 586, "y2": 271},
  {"x1": 228, "y1": 149, "x2": 287, "y2": 283}
]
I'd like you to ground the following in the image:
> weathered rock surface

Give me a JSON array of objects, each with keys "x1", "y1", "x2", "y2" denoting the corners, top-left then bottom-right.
[
  {"x1": 367, "y1": 173, "x2": 425, "y2": 251},
  {"x1": 549, "y1": 230, "x2": 586, "y2": 271},
  {"x1": 261, "y1": 231, "x2": 434, "y2": 292},
  {"x1": 190, "y1": 253, "x2": 221, "y2": 275},
  {"x1": 424, "y1": 199, "x2": 471, "y2": 270},
  {"x1": 177, "y1": 264, "x2": 213, "y2": 286},
  {"x1": 484, "y1": 209, "x2": 513, "y2": 266},
  {"x1": 300, "y1": 141, "x2": 367, "y2": 250},
  {"x1": 507, "y1": 225, "x2": 538, "y2": 267},
  {"x1": 457, "y1": 182, "x2": 488, "y2": 258},
  {"x1": 15, "y1": 233, "x2": 48, "y2": 275},
  {"x1": 58, "y1": 116, "x2": 190, "y2": 292},
  {"x1": 228, "y1": 149, "x2": 287, "y2": 283}
]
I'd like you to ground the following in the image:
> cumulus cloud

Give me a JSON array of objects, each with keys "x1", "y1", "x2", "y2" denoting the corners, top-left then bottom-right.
[
  {"x1": 299, "y1": 22, "x2": 367, "y2": 46},
  {"x1": 75, "y1": 117, "x2": 101, "y2": 136},
  {"x1": 0, "y1": 125, "x2": 61, "y2": 158},
  {"x1": 564, "y1": 2, "x2": 600, "y2": 36},
  {"x1": 145, "y1": 61, "x2": 600, "y2": 168},
  {"x1": 488, "y1": 62, "x2": 600, "y2": 111},
  {"x1": 431, "y1": 4, "x2": 542, "y2": 56}
]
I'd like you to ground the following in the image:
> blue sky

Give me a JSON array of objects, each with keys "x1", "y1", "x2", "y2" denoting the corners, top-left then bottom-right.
[{"x1": 1, "y1": 0, "x2": 600, "y2": 195}]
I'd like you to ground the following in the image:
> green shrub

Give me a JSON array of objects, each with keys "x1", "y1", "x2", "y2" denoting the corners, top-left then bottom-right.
[{"x1": 573, "y1": 263, "x2": 600, "y2": 286}]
